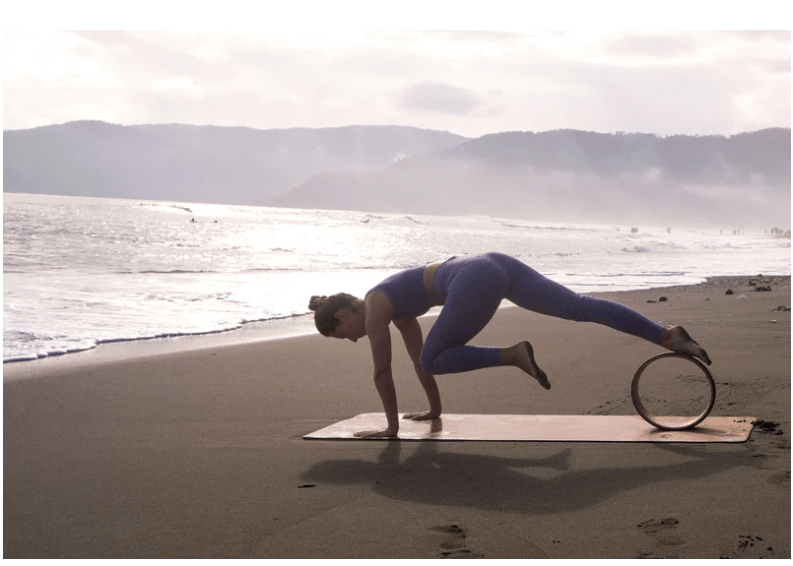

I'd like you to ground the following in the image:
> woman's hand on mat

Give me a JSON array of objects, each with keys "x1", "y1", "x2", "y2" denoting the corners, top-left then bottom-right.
[
  {"x1": 353, "y1": 428, "x2": 398, "y2": 438},
  {"x1": 403, "y1": 411, "x2": 441, "y2": 421}
]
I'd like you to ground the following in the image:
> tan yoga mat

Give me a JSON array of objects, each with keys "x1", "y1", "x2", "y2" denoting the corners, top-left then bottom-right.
[{"x1": 304, "y1": 413, "x2": 756, "y2": 443}]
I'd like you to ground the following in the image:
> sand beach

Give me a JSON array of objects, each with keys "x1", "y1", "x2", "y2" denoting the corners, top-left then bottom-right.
[{"x1": 3, "y1": 276, "x2": 790, "y2": 559}]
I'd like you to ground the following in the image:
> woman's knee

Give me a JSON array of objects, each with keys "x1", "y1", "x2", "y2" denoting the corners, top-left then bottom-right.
[
  {"x1": 421, "y1": 343, "x2": 453, "y2": 374},
  {"x1": 420, "y1": 348, "x2": 438, "y2": 374}
]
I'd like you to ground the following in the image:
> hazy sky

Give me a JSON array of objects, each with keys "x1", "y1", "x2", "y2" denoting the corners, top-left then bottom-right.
[{"x1": 3, "y1": 4, "x2": 791, "y2": 138}]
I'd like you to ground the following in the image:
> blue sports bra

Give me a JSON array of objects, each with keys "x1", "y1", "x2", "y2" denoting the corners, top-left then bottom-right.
[{"x1": 367, "y1": 265, "x2": 434, "y2": 320}]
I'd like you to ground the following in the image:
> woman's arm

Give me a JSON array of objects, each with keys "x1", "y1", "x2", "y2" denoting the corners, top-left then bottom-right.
[
  {"x1": 394, "y1": 317, "x2": 442, "y2": 420},
  {"x1": 353, "y1": 292, "x2": 399, "y2": 438}
]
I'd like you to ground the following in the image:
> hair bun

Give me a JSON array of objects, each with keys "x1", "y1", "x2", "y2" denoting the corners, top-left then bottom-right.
[{"x1": 308, "y1": 295, "x2": 327, "y2": 311}]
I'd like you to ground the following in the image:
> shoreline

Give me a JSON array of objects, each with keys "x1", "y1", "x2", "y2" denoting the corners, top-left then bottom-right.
[
  {"x1": 4, "y1": 274, "x2": 789, "y2": 375},
  {"x1": 4, "y1": 272, "x2": 789, "y2": 558},
  {"x1": 3, "y1": 314, "x2": 320, "y2": 374}
]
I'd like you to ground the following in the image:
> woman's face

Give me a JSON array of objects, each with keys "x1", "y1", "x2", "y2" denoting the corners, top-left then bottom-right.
[{"x1": 331, "y1": 307, "x2": 366, "y2": 342}]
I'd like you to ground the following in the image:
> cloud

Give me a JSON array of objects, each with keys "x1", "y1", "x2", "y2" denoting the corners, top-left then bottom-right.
[
  {"x1": 69, "y1": 31, "x2": 239, "y2": 85},
  {"x1": 151, "y1": 76, "x2": 204, "y2": 97},
  {"x1": 397, "y1": 81, "x2": 483, "y2": 115},
  {"x1": 723, "y1": 30, "x2": 791, "y2": 43},
  {"x1": 603, "y1": 34, "x2": 699, "y2": 60}
]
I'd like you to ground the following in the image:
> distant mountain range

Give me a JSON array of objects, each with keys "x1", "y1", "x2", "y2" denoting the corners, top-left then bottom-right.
[
  {"x1": 4, "y1": 121, "x2": 790, "y2": 227},
  {"x1": 3, "y1": 121, "x2": 468, "y2": 205}
]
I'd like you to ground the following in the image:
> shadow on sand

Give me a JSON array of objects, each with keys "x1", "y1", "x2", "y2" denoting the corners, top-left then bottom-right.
[{"x1": 301, "y1": 439, "x2": 754, "y2": 515}]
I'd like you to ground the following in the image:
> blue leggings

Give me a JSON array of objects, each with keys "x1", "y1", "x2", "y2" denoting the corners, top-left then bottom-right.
[{"x1": 420, "y1": 253, "x2": 665, "y2": 375}]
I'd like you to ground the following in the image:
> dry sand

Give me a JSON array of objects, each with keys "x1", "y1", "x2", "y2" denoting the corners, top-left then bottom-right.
[{"x1": 4, "y1": 276, "x2": 790, "y2": 559}]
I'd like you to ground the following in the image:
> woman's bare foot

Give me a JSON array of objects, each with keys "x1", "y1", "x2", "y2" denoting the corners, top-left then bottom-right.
[
  {"x1": 507, "y1": 341, "x2": 551, "y2": 390},
  {"x1": 659, "y1": 325, "x2": 712, "y2": 365}
]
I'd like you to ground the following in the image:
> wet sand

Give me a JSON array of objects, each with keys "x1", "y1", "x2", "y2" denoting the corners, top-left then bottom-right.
[{"x1": 3, "y1": 276, "x2": 790, "y2": 558}]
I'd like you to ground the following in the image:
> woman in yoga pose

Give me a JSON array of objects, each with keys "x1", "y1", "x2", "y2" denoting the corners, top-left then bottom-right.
[{"x1": 308, "y1": 252, "x2": 712, "y2": 438}]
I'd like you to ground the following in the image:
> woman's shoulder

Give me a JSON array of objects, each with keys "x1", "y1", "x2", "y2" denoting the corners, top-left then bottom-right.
[{"x1": 365, "y1": 290, "x2": 394, "y2": 322}]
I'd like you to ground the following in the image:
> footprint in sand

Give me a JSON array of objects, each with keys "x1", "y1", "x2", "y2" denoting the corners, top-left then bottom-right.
[
  {"x1": 637, "y1": 517, "x2": 686, "y2": 548},
  {"x1": 432, "y1": 524, "x2": 466, "y2": 550},
  {"x1": 430, "y1": 524, "x2": 484, "y2": 559},
  {"x1": 768, "y1": 470, "x2": 790, "y2": 485}
]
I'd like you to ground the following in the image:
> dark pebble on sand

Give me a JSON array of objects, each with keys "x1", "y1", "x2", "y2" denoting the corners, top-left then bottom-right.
[
  {"x1": 726, "y1": 289, "x2": 734, "y2": 295},
  {"x1": 659, "y1": 296, "x2": 668, "y2": 302},
  {"x1": 754, "y1": 420, "x2": 782, "y2": 434},
  {"x1": 755, "y1": 286, "x2": 772, "y2": 292}
]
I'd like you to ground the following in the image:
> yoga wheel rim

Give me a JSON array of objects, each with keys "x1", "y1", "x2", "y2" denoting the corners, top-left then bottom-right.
[{"x1": 631, "y1": 352, "x2": 716, "y2": 431}]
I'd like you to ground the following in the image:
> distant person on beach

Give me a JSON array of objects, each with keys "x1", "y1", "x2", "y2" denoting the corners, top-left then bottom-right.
[{"x1": 308, "y1": 252, "x2": 712, "y2": 438}]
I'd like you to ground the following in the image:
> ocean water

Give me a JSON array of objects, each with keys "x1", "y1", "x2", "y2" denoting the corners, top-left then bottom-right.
[{"x1": 3, "y1": 192, "x2": 790, "y2": 363}]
